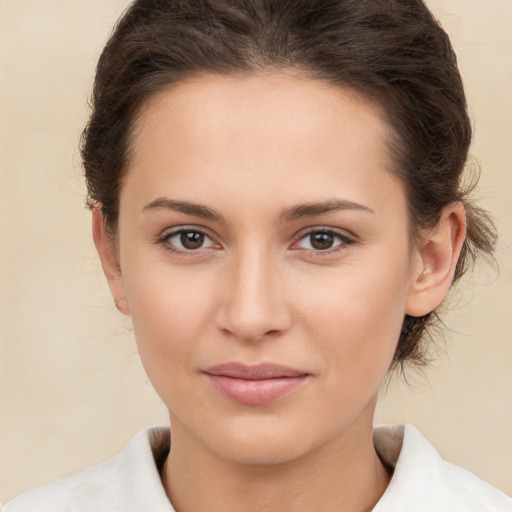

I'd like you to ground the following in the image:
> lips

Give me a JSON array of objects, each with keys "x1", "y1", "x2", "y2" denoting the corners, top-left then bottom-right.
[{"x1": 203, "y1": 363, "x2": 309, "y2": 406}]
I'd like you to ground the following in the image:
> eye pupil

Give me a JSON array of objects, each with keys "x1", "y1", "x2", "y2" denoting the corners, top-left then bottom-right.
[
  {"x1": 311, "y1": 232, "x2": 334, "y2": 250},
  {"x1": 180, "y1": 231, "x2": 204, "y2": 250}
]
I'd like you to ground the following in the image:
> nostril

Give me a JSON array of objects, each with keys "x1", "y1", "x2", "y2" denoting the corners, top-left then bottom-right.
[{"x1": 219, "y1": 326, "x2": 283, "y2": 343}]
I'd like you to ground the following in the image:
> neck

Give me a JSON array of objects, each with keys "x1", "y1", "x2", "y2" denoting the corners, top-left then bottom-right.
[{"x1": 162, "y1": 403, "x2": 390, "y2": 512}]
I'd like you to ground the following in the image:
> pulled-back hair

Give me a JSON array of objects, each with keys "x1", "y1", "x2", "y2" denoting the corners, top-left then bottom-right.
[{"x1": 81, "y1": 0, "x2": 496, "y2": 371}]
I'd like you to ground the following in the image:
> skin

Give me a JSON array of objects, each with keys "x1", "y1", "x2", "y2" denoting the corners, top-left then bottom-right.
[{"x1": 93, "y1": 72, "x2": 465, "y2": 512}]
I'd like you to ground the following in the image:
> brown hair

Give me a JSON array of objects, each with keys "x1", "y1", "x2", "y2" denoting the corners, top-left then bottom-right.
[{"x1": 81, "y1": 0, "x2": 496, "y2": 371}]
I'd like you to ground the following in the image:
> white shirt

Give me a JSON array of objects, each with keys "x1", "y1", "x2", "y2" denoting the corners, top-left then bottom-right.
[{"x1": 4, "y1": 424, "x2": 511, "y2": 511}]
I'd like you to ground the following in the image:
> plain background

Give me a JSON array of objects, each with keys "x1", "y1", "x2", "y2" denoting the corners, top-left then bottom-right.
[{"x1": 1, "y1": 0, "x2": 511, "y2": 503}]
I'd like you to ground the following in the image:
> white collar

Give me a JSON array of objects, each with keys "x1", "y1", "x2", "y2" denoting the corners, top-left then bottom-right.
[
  {"x1": 372, "y1": 423, "x2": 511, "y2": 511},
  {"x1": 5, "y1": 424, "x2": 511, "y2": 511},
  {"x1": 124, "y1": 424, "x2": 511, "y2": 511}
]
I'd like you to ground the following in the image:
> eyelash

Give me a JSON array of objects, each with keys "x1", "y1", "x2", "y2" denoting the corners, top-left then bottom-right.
[
  {"x1": 156, "y1": 227, "x2": 356, "y2": 256},
  {"x1": 291, "y1": 228, "x2": 356, "y2": 256},
  {"x1": 157, "y1": 227, "x2": 218, "y2": 255}
]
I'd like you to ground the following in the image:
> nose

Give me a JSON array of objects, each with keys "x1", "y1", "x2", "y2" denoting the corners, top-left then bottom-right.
[{"x1": 216, "y1": 247, "x2": 292, "y2": 343}]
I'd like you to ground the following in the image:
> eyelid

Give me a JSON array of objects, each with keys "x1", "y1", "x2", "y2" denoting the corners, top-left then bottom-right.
[
  {"x1": 155, "y1": 224, "x2": 356, "y2": 256},
  {"x1": 290, "y1": 226, "x2": 356, "y2": 253},
  {"x1": 157, "y1": 225, "x2": 221, "y2": 254}
]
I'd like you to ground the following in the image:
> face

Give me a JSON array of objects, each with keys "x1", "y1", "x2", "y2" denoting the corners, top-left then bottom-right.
[{"x1": 107, "y1": 73, "x2": 425, "y2": 465}]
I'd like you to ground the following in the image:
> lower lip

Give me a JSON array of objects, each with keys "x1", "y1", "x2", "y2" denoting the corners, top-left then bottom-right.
[{"x1": 205, "y1": 374, "x2": 308, "y2": 406}]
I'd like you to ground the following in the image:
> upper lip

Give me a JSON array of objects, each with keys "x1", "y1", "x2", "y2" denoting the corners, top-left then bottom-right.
[{"x1": 204, "y1": 363, "x2": 309, "y2": 380}]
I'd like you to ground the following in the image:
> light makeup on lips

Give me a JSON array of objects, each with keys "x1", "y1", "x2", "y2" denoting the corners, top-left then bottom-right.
[{"x1": 203, "y1": 363, "x2": 311, "y2": 406}]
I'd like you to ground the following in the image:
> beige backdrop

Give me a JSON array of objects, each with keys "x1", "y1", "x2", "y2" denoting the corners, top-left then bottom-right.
[{"x1": 1, "y1": 0, "x2": 511, "y2": 503}]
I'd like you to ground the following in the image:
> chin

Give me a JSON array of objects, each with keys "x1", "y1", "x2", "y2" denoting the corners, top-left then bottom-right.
[
  {"x1": 212, "y1": 434, "x2": 310, "y2": 466},
  {"x1": 191, "y1": 413, "x2": 327, "y2": 466}
]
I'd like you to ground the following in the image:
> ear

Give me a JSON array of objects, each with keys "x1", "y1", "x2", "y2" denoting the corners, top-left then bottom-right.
[
  {"x1": 405, "y1": 202, "x2": 466, "y2": 317},
  {"x1": 92, "y1": 206, "x2": 130, "y2": 316}
]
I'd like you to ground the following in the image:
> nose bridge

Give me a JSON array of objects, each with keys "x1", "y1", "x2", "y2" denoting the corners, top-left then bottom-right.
[{"x1": 219, "y1": 242, "x2": 290, "y2": 341}]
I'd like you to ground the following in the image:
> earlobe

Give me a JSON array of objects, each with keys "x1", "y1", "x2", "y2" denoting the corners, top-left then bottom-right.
[
  {"x1": 92, "y1": 206, "x2": 130, "y2": 316},
  {"x1": 405, "y1": 203, "x2": 466, "y2": 317}
]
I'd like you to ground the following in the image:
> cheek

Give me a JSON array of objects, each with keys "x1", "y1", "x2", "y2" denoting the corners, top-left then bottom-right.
[
  {"x1": 297, "y1": 258, "x2": 410, "y2": 383},
  {"x1": 120, "y1": 258, "x2": 219, "y2": 390}
]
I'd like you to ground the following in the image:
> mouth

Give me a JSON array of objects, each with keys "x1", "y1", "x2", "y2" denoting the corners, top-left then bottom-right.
[{"x1": 203, "y1": 362, "x2": 310, "y2": 406}]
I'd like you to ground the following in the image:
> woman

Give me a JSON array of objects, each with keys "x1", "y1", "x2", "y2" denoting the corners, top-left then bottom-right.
[{"x1": 4, "y1": 0, "x2": 511, "y2": 510}]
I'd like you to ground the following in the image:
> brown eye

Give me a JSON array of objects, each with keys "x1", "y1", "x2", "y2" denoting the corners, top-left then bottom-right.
[
  {"x1": 294, "y1": 229, "x2": 353, "y2": 253},
  {"x1": 180, "y1": 231, "x2": 205, "y2": 250},
  {"x1": 163, "y1": 228, "x2": 217, "y2": 253},
  {"x1": 310, "y1": 232, "x2": 335, "y2": 250}
]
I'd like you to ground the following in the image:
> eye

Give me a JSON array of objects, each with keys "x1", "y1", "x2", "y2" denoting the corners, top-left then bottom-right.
[
  {"x1": 294, "y1": 229, "x2": 353, "y2": 252},
  {"x1": 160, "y1": 228, "x2": 218, "y2": 253}
]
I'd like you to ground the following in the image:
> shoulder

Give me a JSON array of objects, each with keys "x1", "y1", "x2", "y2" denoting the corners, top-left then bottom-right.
[
  {"x1": 3, "y1": 427, "x2": 173, "y2": 512},
  {"x1": 373, "y1": 424, "x2": 512, "y2": 512},
  {"x1": 3, "y1": 454, "x2": 120, "y2": 512}
]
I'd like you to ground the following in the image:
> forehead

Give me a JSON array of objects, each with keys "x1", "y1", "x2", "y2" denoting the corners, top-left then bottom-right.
[
  {"x1": 124, "y1": 72, "x2": 405, "y2": 221},
  {"x1": 133, "y1": 71, "x2": 390, "y2": 161}
]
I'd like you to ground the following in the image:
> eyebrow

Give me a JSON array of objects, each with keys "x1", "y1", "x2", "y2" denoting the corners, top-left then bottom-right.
[
  {"x1": 142, "y1": 197, "x2": 374, "y2": 223},
  {"x1": 280, "y1": 199, "x2": 374, "y2": 222},
  {"x1": 142, "y1": 198, "x2": 226, "y2": 223}
]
